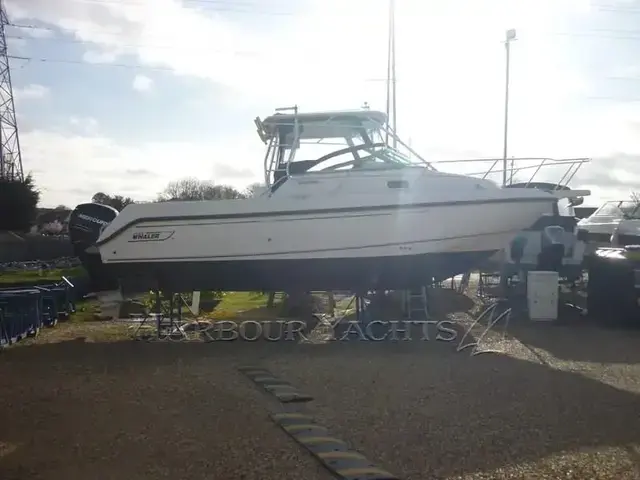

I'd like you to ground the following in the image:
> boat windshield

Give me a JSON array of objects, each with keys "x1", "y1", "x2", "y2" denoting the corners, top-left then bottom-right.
[{"x1": 306, "y1": 143, "x2": 418, "y2": 172}]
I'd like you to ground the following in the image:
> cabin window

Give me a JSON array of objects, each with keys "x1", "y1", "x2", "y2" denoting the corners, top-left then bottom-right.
[
  {"x1": 387, "y1": 180, "x2": 409, "y2": 189},
  {"x1": 619, "y1": 201, "x2": 638, "y2": 217},
  {"x1": 593, "y1": 201, "x2": 622, "y2": 217}
]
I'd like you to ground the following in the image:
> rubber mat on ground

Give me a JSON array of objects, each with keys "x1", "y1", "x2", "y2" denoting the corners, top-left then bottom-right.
[
  {"x1": 271, "y1": 412, "x2": 400, "y2": 480},
  {"x1": 237, "y1": 365, "x2": 314, "y2": 403}
]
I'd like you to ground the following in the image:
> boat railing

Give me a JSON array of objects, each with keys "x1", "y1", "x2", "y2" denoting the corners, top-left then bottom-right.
[{"x1": 429, "y1": 157, "x2": 590, "y2": 189}]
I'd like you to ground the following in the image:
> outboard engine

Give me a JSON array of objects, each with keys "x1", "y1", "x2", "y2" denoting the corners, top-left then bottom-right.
[
  {"x1": 537, "y1": 225, "x2": 565, "y2": 272},
  {"x1": 68, "y1": 203, "x2": 120, "y2": 292}
]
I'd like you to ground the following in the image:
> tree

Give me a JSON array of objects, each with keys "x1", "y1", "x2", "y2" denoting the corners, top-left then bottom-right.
[
  {"x1": 157, "y1": 177, "x2": 245, "y2": 202},
  {"x1": 91, "y1": 192, "x2": 111, "y2": 205},
  {"x1": 0, "y1": 174, "x2": 40, "y2": 232},
  {"x1": 109, "y1": 195, "x2": 135, "y2": 211},
  {"x1": 244, "y1": 182, "x2": 266, "y2": 198},
  {"x1": 91, "y1": 192, "x2": 135, "y2": 211}
]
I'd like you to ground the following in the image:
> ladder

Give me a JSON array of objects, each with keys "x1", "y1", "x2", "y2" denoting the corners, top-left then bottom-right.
[{"x1": 403, "y1": 286, "x2": 430, "y2": 320}]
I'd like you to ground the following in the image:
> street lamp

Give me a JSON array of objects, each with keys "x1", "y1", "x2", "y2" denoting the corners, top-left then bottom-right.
[{"x1": 502, "y1": 28, "x2": 516, "y2": 186}]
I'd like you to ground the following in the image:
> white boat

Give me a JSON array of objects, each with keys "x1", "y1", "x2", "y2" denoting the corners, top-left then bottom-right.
[
  {"x1": 68, "y1": 107, "x2": 559, "y2": 294},
  {"x1": 577, "y1": 200, "x2": 640, "y2": 254}
]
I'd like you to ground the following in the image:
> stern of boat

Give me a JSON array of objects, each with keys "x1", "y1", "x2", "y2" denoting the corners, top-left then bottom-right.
[{"x1": 68, "y1": 203, "x2": 121, "y2": 292}]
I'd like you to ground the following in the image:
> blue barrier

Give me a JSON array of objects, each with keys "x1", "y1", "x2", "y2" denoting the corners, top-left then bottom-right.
[
  {"x1": 0, "y1": 289, "x2": 43, "y2": 346},
  {"x1": 0, "y1": 277, "x2": 77, "y2": 348}
]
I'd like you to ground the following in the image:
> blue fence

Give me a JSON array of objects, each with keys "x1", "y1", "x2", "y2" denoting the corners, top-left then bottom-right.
[{"x1": 0, "y1": 277, "x2": 76, "y2": 347}]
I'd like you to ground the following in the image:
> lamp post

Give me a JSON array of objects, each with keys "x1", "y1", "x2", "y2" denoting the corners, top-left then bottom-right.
[{"x1": 502, "y1": 28, "x2": 516, "y2": 187}]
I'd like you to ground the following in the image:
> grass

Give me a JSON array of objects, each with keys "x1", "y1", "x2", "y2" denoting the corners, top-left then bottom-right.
[
  {"x1": 5, "y1": 292, "x2": 283, "y2": 347},
  {"x1": 3, "y1": 286, "x2": 352, "y2": 347},
  {"x1": 206, "y1": 292, "x2": 274, "y2": 319},
  {"x1": 0, "y1": 266, "x2": 85, "y2": 284}
]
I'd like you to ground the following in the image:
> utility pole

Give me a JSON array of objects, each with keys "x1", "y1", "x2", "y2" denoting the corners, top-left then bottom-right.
[
  {"x1": 502, "y1": 28, "x2": 516, "y2": 187},
  {"x1": 385, "y1": 0, "x2": 397, "y2": 148},
  {"x1": 0, "y1": 0, "x2": 23, "y2": 181}
]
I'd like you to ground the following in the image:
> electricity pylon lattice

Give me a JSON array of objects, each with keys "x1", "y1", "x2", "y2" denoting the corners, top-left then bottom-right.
[{"x1": 0, "y1": 0, "x2": 23, "y2": 181}]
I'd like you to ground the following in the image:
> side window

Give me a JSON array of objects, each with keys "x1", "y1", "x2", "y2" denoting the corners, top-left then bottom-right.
[
  {"x1": 593, "y1": 202, "x2": 621, "y2": 217},
  {"x1": 619, "y1": 201, "x2": 638, "y2": 216}
]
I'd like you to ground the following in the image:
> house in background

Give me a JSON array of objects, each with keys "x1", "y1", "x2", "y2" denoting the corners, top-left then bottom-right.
[{"x1": 30, "y1": 207, "x2": 72, "y2": 235}]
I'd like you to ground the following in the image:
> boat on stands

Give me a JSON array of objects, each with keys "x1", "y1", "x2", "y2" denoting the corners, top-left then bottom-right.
[{"x1": 68, "y1": 107, "x2": 560, "y2": 294}]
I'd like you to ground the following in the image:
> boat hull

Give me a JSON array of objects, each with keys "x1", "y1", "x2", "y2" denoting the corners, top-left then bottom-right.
[
  {"x1": 93, "y1": 227, "x2": 531, "y2": 293},
  {"x1": 102, "y1": 248, "x2": 500, "y2": 294},
  {"x1": 71, "y1": 178, "x2": 557, "y2": 293},
  {"x1": 98, "y1": 199, "x2": 552, "y2": 261}
]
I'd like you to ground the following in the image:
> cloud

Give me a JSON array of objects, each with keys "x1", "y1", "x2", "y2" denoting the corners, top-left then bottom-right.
[
  {"x1": 83, "y1": 50, "x2": 120, "y2": 64},
  {"x1": 14, "y1": 84, "x2": 50, "y2": 101},
  {"x1": 69, "y1": 116, "x2": 99, "y2": 135},
  {"x1": 125, "y1": 168, "x2": 156, "y2": 176},
  {"x1": 19, "y1": 129, "x2": 264, "y2": 207},
  {"x1": 132, "y1": 74, "x2": 153, "y2": 92},
  {"x1": 212, "y1": 163, "x2": 254, "y2": 179}
]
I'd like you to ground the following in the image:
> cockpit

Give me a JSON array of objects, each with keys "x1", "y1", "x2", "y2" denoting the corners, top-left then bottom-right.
[{"x1": 255, "y1": 109, "x2": 431, "y2": 193}]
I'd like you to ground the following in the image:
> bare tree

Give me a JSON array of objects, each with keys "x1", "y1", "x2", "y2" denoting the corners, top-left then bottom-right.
[
  {"x1": 244, "y1": 182, "x2": 267, "y2": 198},
  {"x1": 109, "y1": 195, "x2": 135, "y2": 211},
  {"x1": 157, "y1": 177, "x2": 245, "y2": 202},
  {"x1": 91, "y1": 192, "x2": 135, "y2": 211}
]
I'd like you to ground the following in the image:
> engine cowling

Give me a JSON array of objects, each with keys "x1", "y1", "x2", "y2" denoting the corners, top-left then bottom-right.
[{"x1": 68, "y1": 203, "x2": 120, "y2": 292}]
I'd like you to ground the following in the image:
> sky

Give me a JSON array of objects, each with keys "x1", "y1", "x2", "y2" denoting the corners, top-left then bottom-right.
[{"x1": 6, "y1": 0, "x2": 640, "y2": 207}]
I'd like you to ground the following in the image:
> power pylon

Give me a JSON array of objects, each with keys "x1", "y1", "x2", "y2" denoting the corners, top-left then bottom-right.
[{"x1": 0, "y1": 0, "x2": 23, "y2": 181}]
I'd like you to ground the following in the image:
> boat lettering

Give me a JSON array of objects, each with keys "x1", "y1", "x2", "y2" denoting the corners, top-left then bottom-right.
[
  {"x1": 78, "y1": 213, "x2": 110, "y2": 226},
  {"x1": 130, "y1": 230, "x2": 174, "y2": 242}
]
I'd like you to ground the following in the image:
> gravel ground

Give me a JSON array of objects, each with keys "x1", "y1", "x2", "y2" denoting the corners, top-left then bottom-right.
[
  {"x1": 0, "y1": 341, "x2": 332, "y2": 480},
  {"x1": 1, "y1": 303, "x2": 640, "y2": 480},
  {"x1": 269, "y1": 318, "x2": 640, "y2": 480}
]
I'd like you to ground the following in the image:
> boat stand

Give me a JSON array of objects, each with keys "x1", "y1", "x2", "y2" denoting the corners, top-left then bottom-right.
[
  {"x1": 132, "y1": 290, "x2": 189, "y2": 340},
  {"x1": 349, "y1": 287, "x2": 432, "y2": 324}
]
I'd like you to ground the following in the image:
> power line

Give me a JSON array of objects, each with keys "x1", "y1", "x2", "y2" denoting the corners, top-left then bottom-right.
[
  {"x1": 14, "y1": 17, "x2": 640, "y2": 47},
  {"x1": 28, "y1": 0, "x2": 298, "y2": 16},
  {"x1": 555, "y1": 31, "x2": 640, "y2": 41},
  {"x1": 13, "y1": 24, "x2": 640, "y2": 82},
  {"x1": 7, "y1": 54, "x2": 391, "y2": 84},
  {"x1": 6, "y1": 34, "x2": 261, "y2": 56},
  {"x1": 595, "y1": 5, "x2": 640, "y2": 14},
  {"x1": 8, "y1": 54, "x2": 178, "y2": 71}
]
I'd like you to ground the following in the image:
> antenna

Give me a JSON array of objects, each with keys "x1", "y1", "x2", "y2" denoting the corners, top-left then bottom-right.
[
  {"x1": 0, "y1": 0, "x2": 23, "y2": 181},
  {"x1": 384, "y1": 0, "x2": 397, "y2": 148},
  {"x1": 391, "y1": 0, "x2": 397, "y2": 149},
  {"x1": 275, "y1": 105, "x2": 298, "y2": 114}
]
